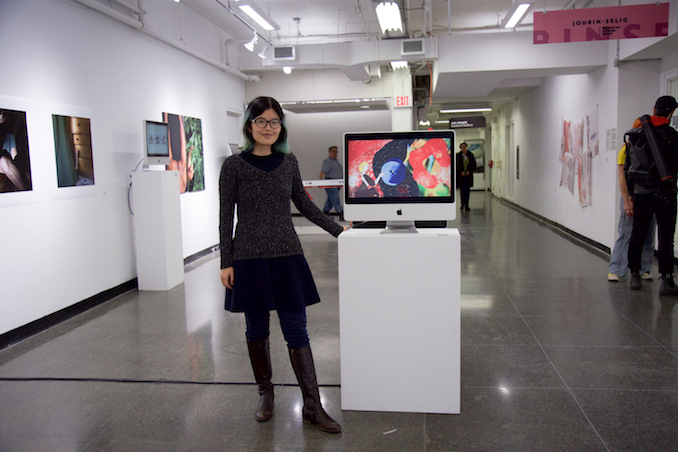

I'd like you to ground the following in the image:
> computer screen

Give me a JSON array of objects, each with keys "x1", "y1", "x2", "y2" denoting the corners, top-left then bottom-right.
[{"x1": 344, "y1": 130, "x2": 456, "y2": 224}]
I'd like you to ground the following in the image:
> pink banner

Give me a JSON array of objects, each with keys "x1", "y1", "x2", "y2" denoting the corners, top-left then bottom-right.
[{"x1": 533, "y1": 3, "x2": 669, "y2": 44}]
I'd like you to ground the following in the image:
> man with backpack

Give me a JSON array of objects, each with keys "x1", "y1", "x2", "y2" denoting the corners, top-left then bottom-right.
[{"x1": 626, "y1": 96, "x2": 678, "y2": 294}]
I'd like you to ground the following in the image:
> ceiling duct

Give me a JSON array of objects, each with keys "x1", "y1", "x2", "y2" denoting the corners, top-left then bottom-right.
[
  {"x1": 274, "y1": 46, "x2": 296, "y2": 61},
  {"x1": 401, "y1": 39, "x2": 424, "y2": 56}
]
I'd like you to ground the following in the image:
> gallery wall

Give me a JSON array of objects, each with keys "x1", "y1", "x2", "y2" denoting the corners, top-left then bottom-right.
[
  {"x1": 489, "y1": 61, "x2": 621, "y2": 250},
  {"x1": 490, "y1": 42, "x2": 678, "y2": 252},
  {"x1": 0, "y1": 0, "x2": 246, "y2": 336}
]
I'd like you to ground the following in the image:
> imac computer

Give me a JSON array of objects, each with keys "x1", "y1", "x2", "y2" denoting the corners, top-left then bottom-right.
[
  {"x1": 344, "y1": 130, "x2": 456, "y2": 231},
  {"x1": 144, "y1": 120, "x2": 170, "y2": 167}
]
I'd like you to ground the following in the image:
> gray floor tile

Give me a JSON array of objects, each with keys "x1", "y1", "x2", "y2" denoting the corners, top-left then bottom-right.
[
  {"x1": 544, "y1": 345, "x2": 678, "y2": 390},
  {"x1": 573, "y1": 388, "x2": 678, "y2": 452},
  {"x1": 426, "y1": 387, "x2": 608, "y2": 452},
  {"x1": 462, "y1": 345, "x2": 565, "y2": 389}
]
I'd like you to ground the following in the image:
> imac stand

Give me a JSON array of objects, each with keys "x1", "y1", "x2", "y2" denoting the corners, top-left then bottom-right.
[{"x1": 338, "y1": 227, "x2": 461, "y2": 414}]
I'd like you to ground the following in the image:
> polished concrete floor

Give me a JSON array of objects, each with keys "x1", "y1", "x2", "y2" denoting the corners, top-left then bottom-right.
[{"x1": 2, "y1": 192, "x2": 678, "y2": 451}]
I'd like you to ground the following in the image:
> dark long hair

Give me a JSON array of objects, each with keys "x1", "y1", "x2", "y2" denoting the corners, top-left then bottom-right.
[{"x1": 241, "y1": 96, "x2": 289, "y2": 153}]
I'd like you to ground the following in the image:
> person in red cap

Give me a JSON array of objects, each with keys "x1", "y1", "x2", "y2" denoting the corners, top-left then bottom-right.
[{"x1": 627, "y1": 96, "x2": 678, "y2": 294}]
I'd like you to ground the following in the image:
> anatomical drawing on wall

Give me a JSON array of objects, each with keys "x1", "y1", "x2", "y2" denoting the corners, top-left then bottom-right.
[{"x1": 587, "y1": 104, "x2": 599, "y2": 156}]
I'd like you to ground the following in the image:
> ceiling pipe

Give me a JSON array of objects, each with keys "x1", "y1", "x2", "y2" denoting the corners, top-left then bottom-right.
[
  {"x1": 72, "y1": 0, "x2": 259, "y2": 82},
  {"x1": 108, "y1": 0, "x2": 143, "y2": 15},
  {"x1": 448, "y1": 0, "x2": 452, "y2": 35}
]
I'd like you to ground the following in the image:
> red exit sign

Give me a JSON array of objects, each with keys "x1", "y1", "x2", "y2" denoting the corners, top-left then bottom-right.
[{"x1": 395, "y1": 96, "x2": 411, "y2": 108}]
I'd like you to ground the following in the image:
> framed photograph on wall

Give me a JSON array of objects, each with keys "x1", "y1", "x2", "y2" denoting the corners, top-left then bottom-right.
[
  {"x1": 163, "y1": 112, "x2": 205, "y2": 194},
  {"x1": 465, "y1": 139, "x2": 485, "y2": 171},
  {"x1": 52, "y1": 115, "x2": 95, "y2": 187},
  {"x1": 0, "y1": 108, "x2": 32, "y2": 194}
]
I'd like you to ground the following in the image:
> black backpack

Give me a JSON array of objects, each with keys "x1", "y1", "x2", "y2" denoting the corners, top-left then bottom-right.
[{"x1": 623, "y1": 115, "x2": 674, "y2": 193}]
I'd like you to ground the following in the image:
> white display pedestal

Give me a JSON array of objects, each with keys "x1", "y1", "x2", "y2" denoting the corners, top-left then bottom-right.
[
  {"x1": 338, "y1": 228, "x2": 461, "y2": 414},
  {"x1": 132, "y1": 170, "x2": 184, "y2": 291}
]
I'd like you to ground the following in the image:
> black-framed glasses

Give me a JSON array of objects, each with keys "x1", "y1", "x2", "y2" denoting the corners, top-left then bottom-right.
[{"x1": 252, "y1": 118, "x2": 282, "y2": 129}]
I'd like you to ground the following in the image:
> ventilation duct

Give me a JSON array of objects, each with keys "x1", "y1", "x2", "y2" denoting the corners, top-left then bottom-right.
[
  {"x1": 273, "y1": 46, "x2": 296, "y2": 61},
  {"x1": 401, "y1": 39, "x2": 424, "y2": 56}
]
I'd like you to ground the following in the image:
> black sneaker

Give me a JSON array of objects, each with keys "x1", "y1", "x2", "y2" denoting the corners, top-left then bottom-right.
[
  {"x1": 629, "y1": 272, "x2": 641, "y2": 290},
  {"x1": 659, "y1": 274, "x2": 678, "y2": 296}
]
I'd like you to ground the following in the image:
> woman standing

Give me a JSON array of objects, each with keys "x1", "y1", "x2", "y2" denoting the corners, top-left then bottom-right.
[{"x1": 219, "y1": 96, "x2": 345, "y2": 433}]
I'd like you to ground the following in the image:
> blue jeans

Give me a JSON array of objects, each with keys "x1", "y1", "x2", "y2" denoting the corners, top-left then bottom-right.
[
  {"x1": 245, "y1": 308, "x2": 309, "y2": 349},
  {"x1": 323, "y1": 187, "x2": 343, "y2": 213},
  {"x1": 609, "y1": 197, "x2": 655, "y2": 277}
]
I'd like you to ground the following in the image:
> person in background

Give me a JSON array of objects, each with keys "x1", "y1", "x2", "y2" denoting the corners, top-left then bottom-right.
[
  {"x1": 219, "y1": 96, "x2": 346, "y2": 433},
  {"x1": 319, "y1": 145, "x2": 344, "y2": 219},
  {"x1": 607, "y1": 143, "x2": 656, "y2": 282},
  {"x1": 456, "y1": 142, "x2": 476, "y2": 211},
  {"x1": 627, "y1": 96, "x2": 678, "y2": 294}
]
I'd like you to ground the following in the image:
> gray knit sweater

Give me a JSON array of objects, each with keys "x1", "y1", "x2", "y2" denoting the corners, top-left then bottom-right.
[{"x1": 219, "y1": 152, "x2": 343, "y2": 269}]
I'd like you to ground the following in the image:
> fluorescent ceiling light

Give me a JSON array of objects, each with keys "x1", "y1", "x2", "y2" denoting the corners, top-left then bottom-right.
[
  {"x1": 279, "y1": 98, "x2": 390, "y2": 113},
  {"x1": 238, "y1": 3, "x2": 279, "y2": 31},
  {"x1": 502, "y1": 2, "x2": 533, "y2": 29},
  {"x1": 390, "y1": 61, "x2": 408, "y2": 70},
  {"x1": 375, "y1": 2, "x2": 403, "y2": 34},
  {"x1": 243, "y1": 32, "x2": 258, "y2": 52},
  {"x1": 440, "y1": 108, "x2": 492, "y2": 114}
]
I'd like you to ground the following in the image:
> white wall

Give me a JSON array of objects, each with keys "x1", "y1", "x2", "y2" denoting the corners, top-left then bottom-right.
[
  {"x1": 489, "y1": 41, "x2": 678, "y2": 252},
  {"x1": 490, "y1": 45, "x2": 621, "y2": 249},
  {"x1": 0, "y1": 0, "x2": 245, "y2": 335}
]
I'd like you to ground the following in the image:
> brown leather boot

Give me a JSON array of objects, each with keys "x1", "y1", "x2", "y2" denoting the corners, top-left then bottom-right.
[
  {"x1": 289, "y1": 345, "x2": 342, "y2": 433},
  {"x1": 247, "y1": 338, "x2": 274, "y2": 421}
]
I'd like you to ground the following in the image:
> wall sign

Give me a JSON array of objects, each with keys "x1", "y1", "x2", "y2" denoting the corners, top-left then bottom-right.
[
  {"x1": 395, "y1": 95, "x2": 411, "y2": 108},
  {"x1": 449, "y1": 116, "x2": 486, "y2": 129},
  {"x1": 533, "y1": 3, "x2": 669, "y2": 44}
]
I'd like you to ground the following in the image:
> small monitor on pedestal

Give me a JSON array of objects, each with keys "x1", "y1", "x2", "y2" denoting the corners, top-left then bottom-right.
[{"x1": 143, "y1": 120, "x2": 170, "y2": 167}]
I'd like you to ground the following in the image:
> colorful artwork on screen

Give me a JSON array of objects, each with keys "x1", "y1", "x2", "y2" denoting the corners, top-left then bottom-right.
[{"x1": 347, "y1": 137, "x2": 452, "y2": 199}]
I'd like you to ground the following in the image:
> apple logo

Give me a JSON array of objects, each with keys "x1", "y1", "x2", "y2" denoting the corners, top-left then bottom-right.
[{"x1": 396, "y1": 209, "x2": 402, "y2": 216}]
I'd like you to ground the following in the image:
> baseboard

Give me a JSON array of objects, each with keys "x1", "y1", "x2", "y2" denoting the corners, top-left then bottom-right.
[
  {"x1": 0, "y1": 278, "x2": 138, "y2": 351},
  {"x1": 497, "y1": 197, "x2": 611, "y2": 259}
]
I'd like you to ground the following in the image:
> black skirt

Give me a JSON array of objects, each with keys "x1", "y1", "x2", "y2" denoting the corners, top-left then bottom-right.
[{"x1": 224, "y1": 254, "x2": 321, "y2": 313}]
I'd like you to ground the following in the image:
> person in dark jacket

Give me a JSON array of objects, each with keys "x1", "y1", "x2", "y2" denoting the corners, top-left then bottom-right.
[
  {"x1": 627, "y1": 96, "x2": 678, "y2": 294},
  {"x1": 456, "y1": 142, "x2": 477, "y2": 211},
  {"x1": 219, "y1": 97, "x2": 346, "y2": 433}
]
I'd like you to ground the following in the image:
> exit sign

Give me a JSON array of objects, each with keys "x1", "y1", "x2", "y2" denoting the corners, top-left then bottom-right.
[{"x1": 395, "y1": 95, "x2": 411, "y2": 108}]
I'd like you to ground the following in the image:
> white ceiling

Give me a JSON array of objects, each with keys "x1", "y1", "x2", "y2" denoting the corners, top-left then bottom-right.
[
  {"x1": 178, "y1": 0, "x2": 604, "y2": 118},
  {"x1": 184, "y1": 1, "x2": 600, "y2": 44}
]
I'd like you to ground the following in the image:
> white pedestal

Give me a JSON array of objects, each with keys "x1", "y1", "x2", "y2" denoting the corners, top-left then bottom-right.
[
  {"x1": 132, "y1": 171, "x2": 184, "y2": 291},
  {"x1": 338, "y1": 228, "x2": 461, "y2": 414}
]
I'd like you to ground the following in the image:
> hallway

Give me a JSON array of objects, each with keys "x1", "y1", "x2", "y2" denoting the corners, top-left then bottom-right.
[{"x1": 1, "y1": 192, "x2": 677, "y2": 451}]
